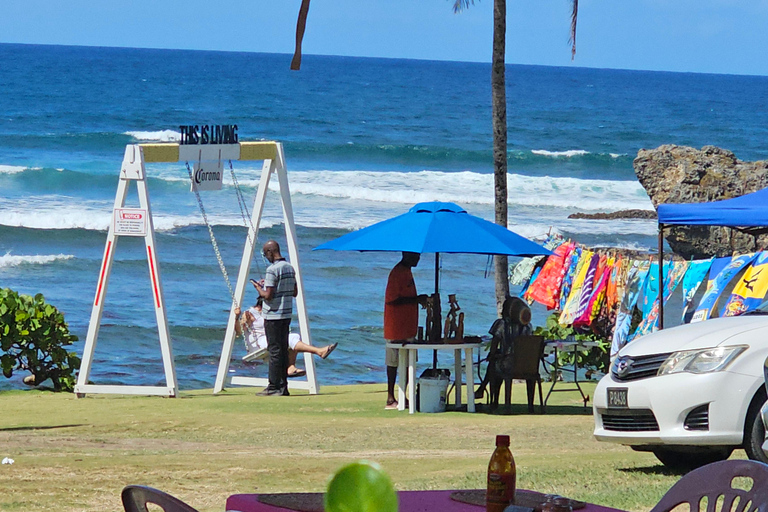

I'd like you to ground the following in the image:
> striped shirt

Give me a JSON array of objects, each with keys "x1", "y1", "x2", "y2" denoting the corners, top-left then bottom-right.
[{"x1": 263, "y1": 259, "x2": 296, "y2": 320}]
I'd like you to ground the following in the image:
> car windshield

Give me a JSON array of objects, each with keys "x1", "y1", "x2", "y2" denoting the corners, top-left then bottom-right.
[{"x1": 742, "y1": 299, "x2": 768, "y2": 315}]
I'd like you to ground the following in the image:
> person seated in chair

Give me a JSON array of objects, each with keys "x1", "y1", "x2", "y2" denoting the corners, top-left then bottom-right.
[
  {"x1": 476, "y1": 296, "x2": 532, "y2": 408},
  {"x1": 235, "y1": 297, "x2": 337, "y2": 378}
]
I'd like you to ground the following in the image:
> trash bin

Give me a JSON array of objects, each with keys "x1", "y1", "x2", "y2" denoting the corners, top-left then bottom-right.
[{"x1": 417, "y1": 369, "x2": 450, "y2": 413}]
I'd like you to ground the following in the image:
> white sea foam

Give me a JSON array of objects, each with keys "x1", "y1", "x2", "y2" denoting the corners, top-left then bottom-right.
[
  {"x1": 279, "y1": 170, "x2": 653, "y2": 212},
  {"x1": 0, "y1": 195, "x2": 279, "y2": 232},
  {"x1": 0, "y1": 165, "x2": 40, "y2": 174},
  {"x1": 145, "y1": 167, "x2": 654, "y2": 222},
  {"x1": 0, "y1": 168, "x2": 654, "y2": 237},
  {"x1": 531, "y1": 149, "x2": 589, "y2": 158},
  {"x1": 125, "y1": 130, "x2": 181, "y2": 142},
  {"x1": 0, "y1": 253, "x2": 74, "y2": 268}
]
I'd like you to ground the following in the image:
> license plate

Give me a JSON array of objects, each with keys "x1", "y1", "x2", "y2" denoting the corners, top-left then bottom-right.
[{"x1": 607, "y1": 388, "x2": 628, "y2": 408}]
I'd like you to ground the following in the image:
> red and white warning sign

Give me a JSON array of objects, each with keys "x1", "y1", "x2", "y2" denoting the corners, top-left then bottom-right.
[{"x1": 114, "y1": 208, "x2": 148, "y2": 236}]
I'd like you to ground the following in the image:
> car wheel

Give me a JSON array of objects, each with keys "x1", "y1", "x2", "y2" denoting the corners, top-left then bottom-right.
[
  {"x1": 651, "y1": 447, "x2": 733, "y2": 471},
  {"x1": 743, "y1": 391, "x2": 768, "y2": 463}
]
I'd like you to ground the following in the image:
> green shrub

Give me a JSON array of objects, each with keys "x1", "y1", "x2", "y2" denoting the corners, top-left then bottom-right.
[
  {"x1": 533, "y1": 312, "x2": 610, "y2": 379},
  {"x1": 0, "y1": 288, "x2": 80, "y2": 391}
]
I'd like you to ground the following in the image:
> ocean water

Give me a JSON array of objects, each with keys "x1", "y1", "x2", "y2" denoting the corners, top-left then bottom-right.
[{"x1": 2, "y1": 43, "x2": 768, "y2": 391}]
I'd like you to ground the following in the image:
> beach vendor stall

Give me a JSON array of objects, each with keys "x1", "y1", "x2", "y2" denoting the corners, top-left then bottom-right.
[
  {"x1": 314, "y1": 201, "x2": 552, "y2": 413},
  {"x1": 656, "y1": 186, "x2": 768, "y2": 328}
]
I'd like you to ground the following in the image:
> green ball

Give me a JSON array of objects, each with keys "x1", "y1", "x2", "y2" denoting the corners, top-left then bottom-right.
[{"x1": 324, "y1": 461, "x2": 398, "y2": 512}]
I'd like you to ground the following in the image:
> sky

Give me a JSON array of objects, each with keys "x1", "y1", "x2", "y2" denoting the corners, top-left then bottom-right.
[{"x1": 3, "y1": 0, "x2": 768, "y2": 76}]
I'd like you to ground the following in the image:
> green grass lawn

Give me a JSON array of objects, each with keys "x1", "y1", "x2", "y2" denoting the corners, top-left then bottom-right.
[{"x1": 0, "y1": 382, "x2": 728, "y2": 512}]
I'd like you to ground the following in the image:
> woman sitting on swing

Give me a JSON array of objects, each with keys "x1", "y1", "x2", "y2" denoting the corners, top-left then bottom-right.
[{"x1": 234, "y1": 297, "x2": 337, "y2": 378}]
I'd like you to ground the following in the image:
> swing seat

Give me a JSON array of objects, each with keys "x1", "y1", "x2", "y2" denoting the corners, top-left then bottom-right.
[{"x1": 242, "y1": 347, "x2": 269, "y2": 363}]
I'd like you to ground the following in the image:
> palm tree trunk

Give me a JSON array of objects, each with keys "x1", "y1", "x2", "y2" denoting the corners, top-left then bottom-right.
[
  {"x1": 291, "y1": 0, "x2": 312, "y2": 70},
  {"x1": 492, "y1": 0, "x2": 509, "y2": 314}
]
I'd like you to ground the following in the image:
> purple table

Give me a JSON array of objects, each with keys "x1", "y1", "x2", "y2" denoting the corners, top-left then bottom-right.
[{"x1": 226, "y1": 489, "x2": 626, "y2": 512}]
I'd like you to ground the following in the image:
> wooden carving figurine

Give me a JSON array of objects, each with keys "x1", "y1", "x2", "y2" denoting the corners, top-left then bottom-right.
[
  {"x1": 424, "y1": 293, "x2": 442, "y2": 343},
  {"x1": 443, "y1": 294, "x2": 464, "y2": 343}
]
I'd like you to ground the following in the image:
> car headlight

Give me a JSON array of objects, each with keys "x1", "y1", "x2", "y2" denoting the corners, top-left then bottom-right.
[{"x1": 658, "y1": 345, "x2": 747, "y2": 375}]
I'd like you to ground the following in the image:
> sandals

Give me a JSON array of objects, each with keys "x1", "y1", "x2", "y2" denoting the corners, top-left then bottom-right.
[{"x1": 322, "y1": 342, "x2": 338, "y2": 360}]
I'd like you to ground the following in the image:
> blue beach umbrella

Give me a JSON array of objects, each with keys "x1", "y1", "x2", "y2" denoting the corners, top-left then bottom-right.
[{"x1": 314, "y1": 201, "x2": 552, "y2": 294}]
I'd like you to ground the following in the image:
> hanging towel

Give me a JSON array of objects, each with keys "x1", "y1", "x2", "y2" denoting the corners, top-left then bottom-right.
[
  {"x1": 691, "y1": 253, "x2": 757, "y2": 322},
  {"x1": 723, "y1": 251, "x2": 768, "y2": 316},
  {"x1": 610, "y1": 260, "x2": 650, "y2": 358},
  {"x1": 680, "y1": 258, "x2": 714, "y2": 323}
]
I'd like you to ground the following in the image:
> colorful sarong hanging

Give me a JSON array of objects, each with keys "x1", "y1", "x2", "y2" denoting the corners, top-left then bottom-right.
[
  {"x1": 509, "y1": 256, "x2": 543, "y2": 287},
  {"x1": 525, "y1": 242, "x2": 574, "y2": 309},
  {"x1": 594, "y1": 256, "x2": 624, "y2": 335},
  {"x1": 629, "y1": 260, "x2": 689, "y2": 339},
  {"x1": 680, "y1": 258, "x2": 714, "y2": 323},
  {"x1": 571, "y1": 253, "x2": 601, "y2": 325},
  {"x1": 691, "y1": 253, "x2": 757, "y2": 322},
  {"x1": 639, "y1": 262, "x2": 661, "y2": 319},
  {"x1": 723, "y1": 251, "x2": 768, "y2": 316},
  {"x1": 610, "y1": 260, "x2": 650, "y2": 358},
  {"x1": 580, "y1": 256, "x2": 614, "y2": 327},
  {"x1": 559, "y1": 250, "x2": 595, "y2": 324},
  {"x1": 558, "y1": 246, "x2": 582, "y2": 311}
]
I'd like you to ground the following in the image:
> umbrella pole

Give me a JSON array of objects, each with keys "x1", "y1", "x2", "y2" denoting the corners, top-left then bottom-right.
[{"x1": 434, "y1": 252, "x2": 440, "y2": 369}]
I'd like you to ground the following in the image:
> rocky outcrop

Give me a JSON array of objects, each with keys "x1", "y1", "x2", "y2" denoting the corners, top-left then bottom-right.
[
  {"x1": 634, "y1": 145, "x2": 768, "y2": 258},
  {"x1": 568, "y1": 209, "x2": 657, "y2": 220}
]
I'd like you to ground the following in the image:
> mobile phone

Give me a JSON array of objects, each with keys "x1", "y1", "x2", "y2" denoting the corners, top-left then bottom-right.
[{"x1": 250, "y1": 278, "x2": 259, "y2": 286}]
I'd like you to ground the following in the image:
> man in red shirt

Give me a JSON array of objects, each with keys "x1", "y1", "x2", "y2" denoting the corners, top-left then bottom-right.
[{"x1": 384, "y1": 251, "x2": 427, "y2": 409}]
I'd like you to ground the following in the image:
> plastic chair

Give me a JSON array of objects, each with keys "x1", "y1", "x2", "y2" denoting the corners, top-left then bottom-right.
[
  {"x1": 649, "y1": 459, "x2": 768, "y2": 512},
  {"x1": 509, "y1": 335, "x2": 545, "y2": 414},
  {"x1": 121, "y1": 485, "x2": 199, "y2": 512}
]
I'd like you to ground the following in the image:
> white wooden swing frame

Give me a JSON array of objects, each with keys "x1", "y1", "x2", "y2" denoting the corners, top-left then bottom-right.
[{"x1": 75, "y1": 141, "x2": 318, "y2": 397}]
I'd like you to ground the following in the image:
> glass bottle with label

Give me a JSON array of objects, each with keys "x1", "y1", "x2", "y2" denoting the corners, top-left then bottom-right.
[{"x1": 487, "y1": 434, "x2": 516, "y2": 512}]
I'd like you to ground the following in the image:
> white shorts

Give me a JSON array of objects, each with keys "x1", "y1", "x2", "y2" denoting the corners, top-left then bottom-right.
[
  {"x1": 247, "y1": 333, "x2": 301, "y2": 353},
  {"x1": 385, "y1": 338, "x2": 416, "y2": 368}
]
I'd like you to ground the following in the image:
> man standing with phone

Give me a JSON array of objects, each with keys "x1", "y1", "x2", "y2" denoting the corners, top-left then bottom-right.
[{"x1": 253, "y1": 239, "x2": 297, "y2": 396}]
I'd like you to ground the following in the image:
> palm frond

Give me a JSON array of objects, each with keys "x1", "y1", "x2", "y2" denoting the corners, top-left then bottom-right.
[
  {"x1": 569, "y1": 0, "x2": 579, "y2": 60},
  {"x1": 452, "y1": 0, "x2": 475, "y2": 14}
]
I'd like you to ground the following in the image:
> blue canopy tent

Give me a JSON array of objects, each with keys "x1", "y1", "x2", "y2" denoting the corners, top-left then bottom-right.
[
  {"x1": 657, "y1": 187, "x2": 768, "y2": 227},
  {"x1": 655, "y1": 187, "x2": 768, "y2": 327}
]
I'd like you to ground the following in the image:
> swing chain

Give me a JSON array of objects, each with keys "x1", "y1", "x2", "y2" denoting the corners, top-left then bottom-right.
[
  {"x1": 229, "y1": 160, "x2": 258, "y2": 252},
  {"x1": 185, "y1": 161, "x2": 238, "y2": 308}
]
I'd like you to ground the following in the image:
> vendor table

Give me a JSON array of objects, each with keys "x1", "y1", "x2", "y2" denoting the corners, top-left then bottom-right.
[
  {"x1": 226, "y1": 490, "x2": 626, "y2": 512},
  {"x1": 385, "y1": 342, "x2": 480, "y2": 414},
  {"x1": 542, "y1": 339, "x2": 599, "y2": 408}
]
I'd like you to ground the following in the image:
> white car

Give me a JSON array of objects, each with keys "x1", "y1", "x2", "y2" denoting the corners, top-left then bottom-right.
[{"x1": 593, "y1": 309, "x2": 768, "y2": 470}]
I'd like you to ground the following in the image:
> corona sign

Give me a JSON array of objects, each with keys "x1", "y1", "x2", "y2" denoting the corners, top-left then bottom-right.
[{"x1": 191, "y1": 160, "x2": 223, "y2": 191}]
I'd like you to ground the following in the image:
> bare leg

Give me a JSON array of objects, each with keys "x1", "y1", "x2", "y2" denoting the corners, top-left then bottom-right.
[
  {"x1": 293, "y1": 341, "x2": 323, "y2": 357},
  {"x1": 287, "y1": 342, "x2": 338, "y2": 376},
  {"x1": 387, "y1": 365, "x2": 398, "y2": 405},
  {"x1": 287, "y1": 349, "x2": 301, "y2": 376}
]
